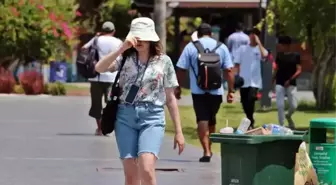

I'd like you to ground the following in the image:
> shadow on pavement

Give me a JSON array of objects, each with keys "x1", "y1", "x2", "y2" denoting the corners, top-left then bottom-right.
[
  {"x1": 159, "y1": 158, "x2": 196, "y2": 163},
  {"x1": 57, "y1": 133, "x2": 96, "y2": 136}
]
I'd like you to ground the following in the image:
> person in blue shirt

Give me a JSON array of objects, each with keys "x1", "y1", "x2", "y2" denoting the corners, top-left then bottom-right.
[
  {"x1": 175, "y1": 23, "x2": 235, "y2": 162},
  {"x1": 227, "y1": 22, "x2": 250, "y2": 61},
  {"x1": 224, "y1": 23, "x2": 249, "y2": 91}
]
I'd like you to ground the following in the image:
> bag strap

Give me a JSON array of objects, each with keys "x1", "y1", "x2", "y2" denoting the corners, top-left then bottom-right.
[
  {"x1": 192, "y1": 41, "x2": 205, "y2": 54},
  {"x1": 110, "y1": 56, "x2": 127, "y2": 97},
  {"x1": 210, "y1": 41, "x2": 222, "y2": 53},
  {"x1": 92, "y1": 36, "x2": 99, "y2": 47},
  {"x1": 92, "y1": 36, "x2": 101, "y2": 56}
]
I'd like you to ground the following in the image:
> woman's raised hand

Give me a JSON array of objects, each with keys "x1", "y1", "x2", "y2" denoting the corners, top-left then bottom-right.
[{"x1": 121, "y1": 36, "x2": 138, "y2": 51}]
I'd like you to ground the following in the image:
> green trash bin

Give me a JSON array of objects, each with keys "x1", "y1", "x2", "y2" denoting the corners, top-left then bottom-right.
[
  {"x1": 309, "y1": 118, "x2": 336, "y2": 185},
  {"x1": 210, "y1": 133, "x2": 304, "y2": 185}
]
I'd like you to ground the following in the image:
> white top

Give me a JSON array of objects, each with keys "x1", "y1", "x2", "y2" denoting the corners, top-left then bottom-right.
[
  {"x1": 83, "y1": 35, "x2": 122, "y2": 83},
  {"x1": 234, "y1": 45, "x2": 268, "y2": 89}
]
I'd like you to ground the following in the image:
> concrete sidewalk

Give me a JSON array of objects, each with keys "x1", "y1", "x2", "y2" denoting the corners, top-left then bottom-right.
[{"x1": 0, "y1": 96, "x2": 221, "y2": 185}]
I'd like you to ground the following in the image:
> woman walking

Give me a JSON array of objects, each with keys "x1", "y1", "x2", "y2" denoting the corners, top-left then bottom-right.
[{"x1": 95, "y1": 17, "x2": 185, "y2": 185}]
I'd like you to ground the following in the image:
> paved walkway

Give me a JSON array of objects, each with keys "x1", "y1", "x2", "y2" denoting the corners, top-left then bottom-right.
[{"x1": 0, "y1": 96, "x2": 221, "y2": 185}]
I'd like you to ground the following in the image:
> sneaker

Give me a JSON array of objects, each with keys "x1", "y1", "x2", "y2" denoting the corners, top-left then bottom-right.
[{"x1": 285, "y1": 114, "x2": 295, "y2": 129}]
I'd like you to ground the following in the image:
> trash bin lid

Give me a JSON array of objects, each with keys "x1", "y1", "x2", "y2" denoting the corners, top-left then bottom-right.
[
  {"x1": 210, "y1": 133, "x2": 303, "y2": 145},
  {"x1": 310, "y1": 118, "x2": 336, "y2": 128}
]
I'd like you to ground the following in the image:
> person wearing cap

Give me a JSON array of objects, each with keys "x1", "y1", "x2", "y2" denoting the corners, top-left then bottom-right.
[
  {"x1": 234, "y1": 28, "x2": 268, "y2": 129},
  {"x1": 95, "y1": 17, "x2": 185, "y2": 185},
  {"x1": 175, "y1": 23, "x2": 235, "y2": 163},
  {"x1": 273, "y1": 36, "x2": 301, "y2": 129},
  {"x1": 82, "y1": 21, "x2": 122, "y2": 136}
]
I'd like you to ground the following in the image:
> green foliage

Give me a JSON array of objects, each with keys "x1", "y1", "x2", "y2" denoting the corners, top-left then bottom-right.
[
  {"x1": 46, "y1": 82, "x2": 66, "y2": 96},
  {"x1": 43, "y1": 83, "x2": 50, "y2": 94},
  {"x1": 255, "y1": 8, "x2": 275, "y2": 33},
  {"x1": 266, "y1": 0, "x2": 335, "y2": 40},
  {"x1": 13, "y1": 84, "x2": 25, "y2": 94},
  {"x1": 99, "y1": 0, "x2": 132, "y2": 39},
  {"x1": 166, "y1": 17, "x2": 202, "y2": 53},
  {"x1": 0, "y1": 0, "x2": 80, "y2": 62},
  {"x1": 167, "y1": 17, "x2": 202, "y2": 37},
  {"x1": 77, "y1": 0, "x2": 132, "y2": 39}
]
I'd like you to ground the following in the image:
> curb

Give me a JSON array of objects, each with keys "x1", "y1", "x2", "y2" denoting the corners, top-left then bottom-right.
[{"x1": 0, "y1": 94, "x2": 52, "y2": 98}]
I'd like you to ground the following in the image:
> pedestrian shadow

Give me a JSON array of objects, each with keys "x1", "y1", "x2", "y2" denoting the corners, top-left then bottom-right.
[
  {"x1": 98, "y1": 167, "x2": 185, "y2": 172},
  {"x1": 57, "y1": 133, "x2": 96, "y2": 136},
  {"x1": 159, "y1": 158, "x2": 196, "y2": 163}
]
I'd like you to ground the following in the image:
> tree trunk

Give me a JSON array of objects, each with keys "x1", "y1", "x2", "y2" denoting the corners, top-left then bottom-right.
[
  {"x1": 153, "y1": 0, "x2": 167, "y2": 52},
  {"x1": 311, "y1": 38, "x2": 336, "y2": 110}
]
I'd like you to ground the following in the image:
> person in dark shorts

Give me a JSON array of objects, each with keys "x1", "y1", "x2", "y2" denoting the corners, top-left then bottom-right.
[
  {"x1": 234, "y1": 28, "x2": 268, "y2": 129},
  {"x1": 82, "y1": 21, "x2": 122, "y2": 135},
  {"x1": 175, "y1": 23, "x2": 235, "y2": 162},
  {"x1": 191, "y1": 93, "x2": 222, "y2": 127},
  {"x1": 273, "y1": 36, "x2": 302, "y2": 128}
]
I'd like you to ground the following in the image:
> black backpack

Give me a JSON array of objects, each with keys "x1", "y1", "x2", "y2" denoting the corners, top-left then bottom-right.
[
  {"x1": 76, "y1": 37, "x2": 100, "y2": 79},
  {"x1": 191, "y1": 40, "x2": 223, "y2": 91}
]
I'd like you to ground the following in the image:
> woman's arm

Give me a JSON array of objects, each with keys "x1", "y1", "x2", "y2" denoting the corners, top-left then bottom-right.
[
  {"x1": 165, "y1": 88, "x2": 182, "y2": 134},
  {"x1": 95, "y1": 47, "x2": 124, "y2": 73}
]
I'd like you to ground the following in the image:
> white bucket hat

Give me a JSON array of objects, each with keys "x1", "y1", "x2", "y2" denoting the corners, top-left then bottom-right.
[{"x1": 126, "y1": 17, "x2": 160, "y2": 42}]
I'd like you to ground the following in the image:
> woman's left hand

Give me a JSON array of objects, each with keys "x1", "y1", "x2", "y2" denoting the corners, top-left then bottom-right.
[{"x1": 174, "y1": 132, "x2": 185, "y2": 155}]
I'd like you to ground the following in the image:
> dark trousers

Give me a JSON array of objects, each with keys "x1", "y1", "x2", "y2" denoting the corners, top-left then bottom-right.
[
  {"x1": 240, "y1": 87, "x2": 259, "y2": 127},
  {"x1": 89, "y1": 82, "x2": 112, "y2": 119}
]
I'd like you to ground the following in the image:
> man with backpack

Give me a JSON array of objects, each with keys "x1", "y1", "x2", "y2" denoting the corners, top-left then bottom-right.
[
  {"x1": 81, "y1": 21, "x2": 122, "y2": 136},
  {"x1": 175, "y1": 23, "x2": 235, "y2": 162}
]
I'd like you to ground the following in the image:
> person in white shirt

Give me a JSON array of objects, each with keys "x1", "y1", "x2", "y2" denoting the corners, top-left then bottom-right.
[
  {"x1": 227, "y1": 23, "x2": 250, "y2": 61},
  {"x1": 191, "y1": 31, "x2": 198, "y2": 42},
  {"x1": 82, "y1": 21, "x2": 122, "y2": 135},
  {"x1": 234, "y1": 28, "x2": 268, "y2": 129}
]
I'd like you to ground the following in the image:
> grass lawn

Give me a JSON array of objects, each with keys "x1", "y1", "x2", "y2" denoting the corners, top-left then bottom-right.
[
  {"x1": 180, "y1": 87, "x2": 191, "y2": 96},
  {"x1": 64, "y1": 84, "x2": 89, "y2": 91},
  {"x1": 64, "y1": 84, "x2": 90, "y2": 96},
  {"x1": 165, "y1": 101, "x2": 336, "y2": 153}
]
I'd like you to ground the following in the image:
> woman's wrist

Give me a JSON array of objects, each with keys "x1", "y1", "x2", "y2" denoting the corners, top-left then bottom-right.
[
  {"x1": 117, "y1": 46, "x2": 126, "y2": 55},
  {"x1": 174, "y1": 125, "x2": 183, "y2": 134}
]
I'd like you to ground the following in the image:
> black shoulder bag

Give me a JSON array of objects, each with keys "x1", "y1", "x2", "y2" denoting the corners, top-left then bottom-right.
[{"x1": 101, "y1": 56, "x2": 127, "y2": 135}]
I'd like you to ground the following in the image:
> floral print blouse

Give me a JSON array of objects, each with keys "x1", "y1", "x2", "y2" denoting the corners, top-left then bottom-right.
[{"x1": 114, "y1": 54, "x2": 179, "y2": 106}]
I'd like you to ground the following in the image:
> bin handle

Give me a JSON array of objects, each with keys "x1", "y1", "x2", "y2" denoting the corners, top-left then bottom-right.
[{"x1": 302, "y1": 131, "x2": 309, "y2": 143}]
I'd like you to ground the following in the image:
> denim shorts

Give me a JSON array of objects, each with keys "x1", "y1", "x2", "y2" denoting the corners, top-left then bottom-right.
[{"x1": 115, "y1": 102, "x2": 165, "y2": 159}]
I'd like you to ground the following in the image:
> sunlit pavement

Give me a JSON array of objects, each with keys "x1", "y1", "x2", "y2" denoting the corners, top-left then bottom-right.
[{"x1": 0, "y1": 96, "x2": 221, "y2": 185}]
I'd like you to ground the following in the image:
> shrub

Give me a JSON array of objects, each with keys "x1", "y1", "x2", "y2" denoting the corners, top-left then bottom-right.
[
  {"x1": 43, "y1": 83, "x2": 50, "y2": 94},
  {"x1": 0, "y1": 0, "x2": 79, "y2": 62},
  {"x1": 0, "y1": 67, "x2": 16, "y2": 93},
  {"x1": 13, "y1": 84, "x2": 25, "y2": 94},
  {"x1": 19, "y1": 71, "x2": 44, "y2": 95},
  {"x1": 46, "y1": 82, "x2": 66, "y2": 96}
]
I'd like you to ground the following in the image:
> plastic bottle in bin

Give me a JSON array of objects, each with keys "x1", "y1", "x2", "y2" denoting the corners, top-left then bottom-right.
[
  {"x1": 235, "y1": 118, "x2": 251, "y2": 134},
  {"x1": 262, "y1": 124, "x2": 294, "y2": 135}
]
